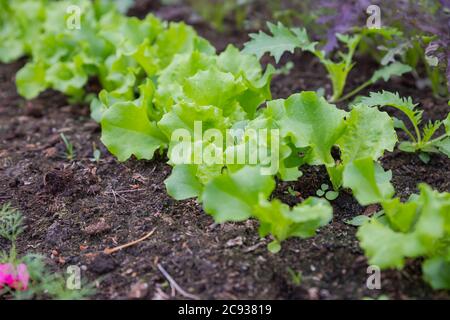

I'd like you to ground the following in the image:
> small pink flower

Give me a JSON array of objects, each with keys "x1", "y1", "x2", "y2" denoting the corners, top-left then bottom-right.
[
  {"x1": 0, "y1": 263, "x2": 30, "y2": 291},
  {"x1": 15, "y1": 264, "x2": 29, "y2": 290},
  {"x1": 0, "y1": 263, "x2": 15, "y2": 288}
]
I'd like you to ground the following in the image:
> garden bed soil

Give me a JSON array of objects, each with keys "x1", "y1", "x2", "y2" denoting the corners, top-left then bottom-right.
[{"x1": 0, "y1": 2, "x2": 449, "y2": 299}]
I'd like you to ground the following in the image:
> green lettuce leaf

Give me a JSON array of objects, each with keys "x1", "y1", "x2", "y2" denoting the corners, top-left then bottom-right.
[
  {"x1": 202, "y1": 166, "x2": 275, "y2": 222},
  {"x1": 343, "y1": 157, "x2": 395, "y2": 205},
  {"x1": 266, "y1": 92, "x2": 347, "y2": 166},
  {"x1": 101, "y1": 101, "x2": 167, "y2": 161},
  {"x1": 164, "y1": 164, "x2": 203, "y2": 200},
  {"x1": 255, "y1": 196, "x2": 332, "y2": 250},
  {"x1": 16, "y1": 61, "x2": 47, "y2": 99},
  {"x1": 337, "y1": 104, "x2": 397, "y2": 163}
]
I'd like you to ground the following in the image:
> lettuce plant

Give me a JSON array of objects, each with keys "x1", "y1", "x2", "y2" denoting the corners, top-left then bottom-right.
[
  {"x1": 8, "y1": 0, "x2": 118, "y2": 100},
  {"x1": 243, "y1": 22, "x2": 412, "y2": 102},
  {"x1": 6, "y1": 0, "x2": 179, "y2": 102},
  {"x1": 202, "y1": 166, "x2": 332, "y2": 253},
  {"x1": 343, "y1": 157, "x2": 450, "y2": 290},
  {"x1": 262, "y1": 92, "x2": 397, "y2": 190}
]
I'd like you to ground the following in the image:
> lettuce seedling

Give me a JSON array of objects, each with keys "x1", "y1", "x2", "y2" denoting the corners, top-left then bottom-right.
[
  {"x1": 343, "y1": 157, "x2": 450, "y2": 290},
  {"x1": 243, "y1": 22, "x2": 412, "y2": 102},
  {"x1": 202, "y1": 166, "x2": 332, "y2": 253}
]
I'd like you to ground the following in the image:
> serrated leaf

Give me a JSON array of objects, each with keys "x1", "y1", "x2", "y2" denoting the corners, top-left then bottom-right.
[
  {"x1": 422, "y1": 121, "x2": 442, "y2": 143},
  {"x1": 370, "y1": 62, "x2": 412, "y2": 83},
  {"x1": 360, "y1": 90, "x2": 415, "y2": 110},
  {"x1": 243, "y1": 22, "x2": 315, "y2": 63},
  {"x1": 360, "y1": 91, "x2": 422, "y2": 127}
]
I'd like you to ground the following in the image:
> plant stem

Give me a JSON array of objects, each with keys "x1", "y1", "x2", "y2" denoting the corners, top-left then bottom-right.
[
  {"x1": 334, "y1": 80, "x2": 372, "y2": 103},
  {"x1": 412, "y1": 123, "x2": 422, "y2": 146},
  {"x1": 403, "y1": 127, "x2": 417, "y2": 144}
]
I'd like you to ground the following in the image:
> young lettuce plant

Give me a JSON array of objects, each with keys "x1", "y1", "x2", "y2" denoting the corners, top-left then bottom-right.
[
  {"x1": 13, "y1": 0, "x2": 117, "y2": 101},
  {"x1": 202, "y1": 166, "x2": 332, "y2": 253},
  {"x1": 101, "y1": 45, "x2": 274, "y2": 178},
  {"x1": 261, "y1": 91, "x2": 398, "y2": 190},
  {"x1": 242, "y1": 22, "x2": 412, "y2": 102},
  {"x1": 360, "y1": 91, "x2": 450, "y2": 161},
  {"x1": 9, "y1": 0, "x2": 176, "y2": 103},
  {"x1": 342, "y1": 157, "x2": 450, "y2": 290}
]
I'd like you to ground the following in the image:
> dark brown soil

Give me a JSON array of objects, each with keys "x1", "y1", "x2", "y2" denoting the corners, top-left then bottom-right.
[{"x1": 0, "y1": 2, "x2": 449, "y2": 300}]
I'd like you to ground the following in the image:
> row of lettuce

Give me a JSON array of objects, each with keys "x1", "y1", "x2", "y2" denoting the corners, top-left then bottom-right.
[{"x1": 1, "y1": 0, "x2": 449, "y2": 290}]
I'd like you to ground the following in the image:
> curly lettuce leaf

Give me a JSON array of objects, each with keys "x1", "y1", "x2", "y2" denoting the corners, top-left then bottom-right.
[
  {"x1": 357, "y1": 219, "x2": 424, "y2": 268},
  {"x1": 202, "y1": 165, "x2": 332, "y2": 252},
  {"x1": 266, "y1": 92, "x2": 347, "y2": 166},
  {"x1": 423, "y1": 254, "x2": 450, "y2": 290},
  {"x1": 202, "y1": 166, "x2": 275, "y2": 222},
  {"x1": 338, "y1": 104, "x2": 397, "y2": 164}
]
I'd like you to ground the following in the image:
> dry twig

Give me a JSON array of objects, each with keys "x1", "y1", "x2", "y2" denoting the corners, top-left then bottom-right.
[
  {"x1": 157, "y1": 263, "x2": 200, "y2": 300},
  {"x1": 104, "y1": 228, "x2": 156, "y2": 254}
]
